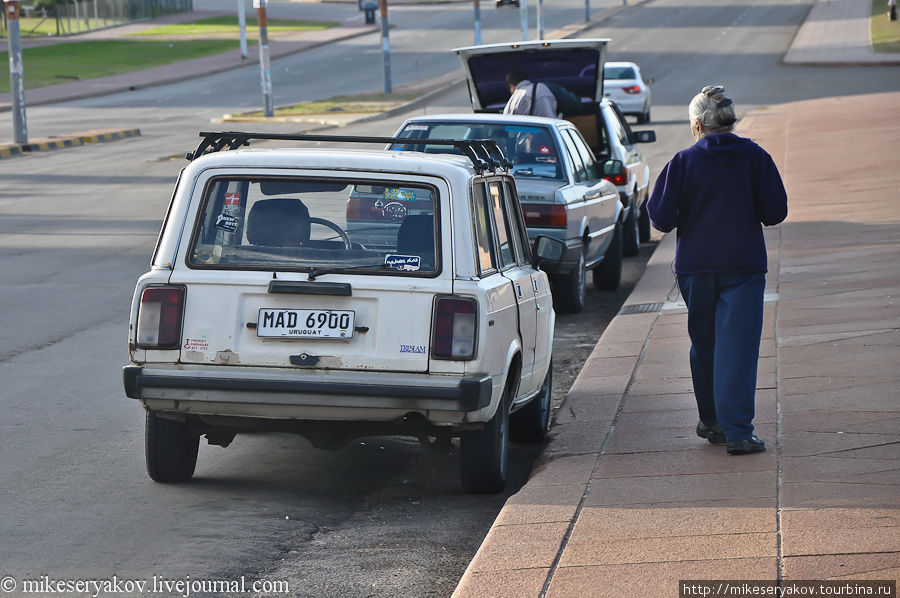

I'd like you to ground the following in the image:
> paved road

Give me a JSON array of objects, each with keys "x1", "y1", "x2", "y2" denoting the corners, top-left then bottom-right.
[{"x1": 1, "y1": 0, "x2": 898, "y2": 595}]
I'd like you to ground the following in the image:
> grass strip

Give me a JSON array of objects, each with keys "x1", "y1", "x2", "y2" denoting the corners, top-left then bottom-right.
[
  {"x1": 130, "y1": 16, "x2": 337, "y2": 37},
  {"x1": 1, "y1": 39, "x2": 243, "y2": 92},
  {"x1": 243, "y1": 93, "x2": 422, "y2": 116},
  {"x1": 871, "y1": 0, "x2": 900, "y2": 53}
]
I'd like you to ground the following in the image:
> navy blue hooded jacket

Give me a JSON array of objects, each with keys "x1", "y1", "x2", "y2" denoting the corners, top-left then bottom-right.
[{"x1": 647, "y1": 133, "x2": 788, "y2": 275}]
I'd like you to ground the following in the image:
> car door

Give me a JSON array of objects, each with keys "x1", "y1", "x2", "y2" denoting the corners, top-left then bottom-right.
[
  {"x1": 606, "y1": 103, "x2": 646, "y2": 199},
  {"x1": 565, "y1": 128, "x2": 618, "y2": 266},
  {"x1": 487, "y1": 179, "x2": 538, "y2": 398},
  {"x1": 504, "y1": 179, "x2": 552, "y2": 396}
]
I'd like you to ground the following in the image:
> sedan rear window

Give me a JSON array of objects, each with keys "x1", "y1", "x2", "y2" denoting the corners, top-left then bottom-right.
[
  {"x1": 188, "y1": 177, "x2": 439, "y2": 275},
  {"x1": 604, "y1": 66, "x2": 637, "y2": 80},
  {"x1": 393, "y1": 122, "x2": 564, "y2": 180}
]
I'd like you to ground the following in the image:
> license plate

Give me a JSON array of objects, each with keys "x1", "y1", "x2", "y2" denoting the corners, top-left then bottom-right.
[{"x1": 257, "y1": 309, "x2": 355, "y2": 339}]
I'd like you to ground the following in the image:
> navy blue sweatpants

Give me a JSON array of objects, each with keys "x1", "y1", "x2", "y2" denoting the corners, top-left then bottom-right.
[{"x1": 677, "y1": 273, "x2": 766, "y2": 442}]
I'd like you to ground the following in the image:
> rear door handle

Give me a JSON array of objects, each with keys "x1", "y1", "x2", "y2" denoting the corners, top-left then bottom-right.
[{"x1": 584, "y1": 189, "x2": 602, "y2": 200}]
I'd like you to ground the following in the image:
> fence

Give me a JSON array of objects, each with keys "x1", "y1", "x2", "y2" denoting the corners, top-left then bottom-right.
[{"x1": 1, "y1": 0, "x2": 193, "y2": 37}]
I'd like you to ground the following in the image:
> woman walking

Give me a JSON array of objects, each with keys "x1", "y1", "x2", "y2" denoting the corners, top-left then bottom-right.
[{"x1": 647, "y1": 85, "x2": 788, "y2": 455}]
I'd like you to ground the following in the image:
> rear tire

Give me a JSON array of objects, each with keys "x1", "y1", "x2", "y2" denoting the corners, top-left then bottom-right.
[
  {"x1": 146, "y1": 412, "x2": 199, "y2": 483},
  {"x1": 554, "y1": 249, "x2": 586, "y2": 314},
  {"x1": 622, "y1": 203, "x2": 640, "y2": 257},
  {"x1": 510, "y1": 361, "x2": 553, "y2": 443},
  {"x1": 593, "y1": 223, "x2": 622, "y2": 291},
  {"x1": 638, "y1": 204, "x2": 652, "y2": 243},
  {"x1": 638, "y1": 105, "x2": 651, "y2": 124},
  {"x1": 460, "y1": 384, "x2": 510, "y2": 494}
]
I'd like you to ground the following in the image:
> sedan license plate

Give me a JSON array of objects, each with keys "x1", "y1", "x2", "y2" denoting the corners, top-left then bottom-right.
[{"x1": 257, "y1": 309, "x2": 354, "y2": 339}]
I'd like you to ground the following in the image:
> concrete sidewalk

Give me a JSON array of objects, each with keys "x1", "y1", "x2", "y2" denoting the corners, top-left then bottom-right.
[
  {"x1": 785, "y1": 0, "x2": 900, "y2": 65},
  {"x1": 452, "y1": 90, "x2": 900, "y2": 597}
]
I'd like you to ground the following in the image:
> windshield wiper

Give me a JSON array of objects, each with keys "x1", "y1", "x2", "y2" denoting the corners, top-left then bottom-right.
[{"x1": 306, "y1": 262, "x2": 392, "y2": 281}]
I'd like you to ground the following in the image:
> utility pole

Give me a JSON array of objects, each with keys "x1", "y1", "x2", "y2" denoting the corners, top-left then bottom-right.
[
  {"x1": 519, "y1": 0, "x2": 527, "y2": 41},
  {"x1": 5, "y1": 0, "x2": 28, "y2": 144},
  {"x1": 537, "y1": 0, "x2": 543, "y2": 38},
  {"x1": 380, "y1": 0, "x2": 391, "y2": 94},
  {"x1": 238, "y1": 0, "x2": 248, "y2": 59},
  {"x1": 254, "y1": 0, "x2": 273, "y2": 116},
  {"x1": 473, "y1": 0, "x2": 481, "y2": 45},
  {"x1": 585, "y1": 0, "x2": 589, "y2": 22}
]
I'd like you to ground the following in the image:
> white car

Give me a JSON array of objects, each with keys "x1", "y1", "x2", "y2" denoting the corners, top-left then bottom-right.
[
  {"x1": 123, "y1": 132, "x2": 562, "y2": 494},
  {"x1": 603, "y1": 61, "x2": 652, "y2": 124},
  {"x1": 453, "y1": 40, "x2": 657, "y2": 258}
]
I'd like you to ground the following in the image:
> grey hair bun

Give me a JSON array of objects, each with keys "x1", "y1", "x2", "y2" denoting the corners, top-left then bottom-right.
[{"x1": 689, "y1": 84, "x2": 737, "y2": 134}]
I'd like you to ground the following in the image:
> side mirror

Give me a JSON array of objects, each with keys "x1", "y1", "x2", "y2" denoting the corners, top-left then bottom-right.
[
  {"x1": 633, "y1": 130, "x2": 656, "y2": 143},
  {"x1": 601, "y1": 159, "x2": 624, "y2": 177},
  {"x1": 532, "y1": 235, "x2": 565, "y2": 269}
]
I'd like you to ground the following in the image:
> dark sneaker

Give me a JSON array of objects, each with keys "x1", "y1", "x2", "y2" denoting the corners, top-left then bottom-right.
[
  {"x1": 727, "y1": 435, "x2": 766, "y2": 455},
  {"x1": 696, "y1": 421, "x2": 726, "y2": 446}
]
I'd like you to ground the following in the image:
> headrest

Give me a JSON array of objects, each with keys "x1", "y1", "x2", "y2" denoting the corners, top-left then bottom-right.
[{"x1": 247, "y1": 199, "x2": 310, "y2": 246}]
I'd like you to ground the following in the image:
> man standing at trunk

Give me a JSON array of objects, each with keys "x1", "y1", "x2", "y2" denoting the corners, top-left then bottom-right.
[{"x1": 503, "y1": 69, "x2": 558, "y2": 118}]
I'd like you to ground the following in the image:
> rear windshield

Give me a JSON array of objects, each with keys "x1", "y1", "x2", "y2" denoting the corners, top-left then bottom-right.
[
  {"x1": 187, "y1": 177, "x2": 439, "y2": 275},
  {"x1": 393, "y1": 122, "x2": 564, "y2": 181},
  {"x1": 604, "y1": 66, "x2": 636, "y2": 80}
]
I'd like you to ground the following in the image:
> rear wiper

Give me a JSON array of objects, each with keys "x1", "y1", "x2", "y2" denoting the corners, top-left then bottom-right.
[{"x1": 306, "y1": 262, "x2": 392, "y2": 281}]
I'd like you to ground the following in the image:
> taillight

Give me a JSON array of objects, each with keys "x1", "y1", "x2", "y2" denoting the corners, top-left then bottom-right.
[
  {"x1": 431, "y1": 296, "x2": 477, "y2": 360},
  {"x1": 623, "y1": 85, "x2": 642, "y2": 95},
  {"x1": 521, "y1": 203, "x2": 567, "y2": 228},
  {"x1": 604, "y1": 164, "x2": 629, "y2": 186},
  {"x1": 137, "y1": 286, "x2": 184, "y2": 349}
]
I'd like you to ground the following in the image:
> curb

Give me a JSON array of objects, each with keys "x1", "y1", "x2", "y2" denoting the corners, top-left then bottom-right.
[{"x1": 0, "y1": 128, "x2": 141, "y2": 160}]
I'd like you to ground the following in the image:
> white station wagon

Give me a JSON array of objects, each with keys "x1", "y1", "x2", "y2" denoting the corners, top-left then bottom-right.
[{"x1": 123, "y1": 132, "x2": 563, "y2": 494}]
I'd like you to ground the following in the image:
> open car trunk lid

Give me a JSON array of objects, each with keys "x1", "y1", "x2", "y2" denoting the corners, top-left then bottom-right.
[{"x1": 453, "y1": 39, "x2": 610, "y2": 113}]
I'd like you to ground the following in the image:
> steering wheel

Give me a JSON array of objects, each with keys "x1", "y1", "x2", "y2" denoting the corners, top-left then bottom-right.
[{"x1": 309, "y1": 217, "x2": 352, "y2": 251}]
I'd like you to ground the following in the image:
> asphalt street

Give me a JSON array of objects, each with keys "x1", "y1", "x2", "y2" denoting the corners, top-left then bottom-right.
[{"x1": 1, "y1": 0, "x2": 899, "y2": 596}]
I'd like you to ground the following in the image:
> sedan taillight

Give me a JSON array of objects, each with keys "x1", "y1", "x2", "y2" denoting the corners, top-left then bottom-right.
[
  {"x1": 137, "y1": 286, "x2": 184, "y2": 349},
  {"x1": 623, "y1": 85, "x2": 642, "y2": 95},
  {"x1": 431, "y1": 296, "x2": 477, "y2": 360},
  {"x1": 521, "y1": 203, "x2": 567, "y2": 228},
  {"x1": 604, "y1": 163, "x2": 629, "y2": 186}
]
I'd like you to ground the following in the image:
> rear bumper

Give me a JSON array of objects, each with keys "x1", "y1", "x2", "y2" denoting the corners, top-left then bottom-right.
[{"x1": 123, "y1": 365, "x2": 493, "y2": 414}]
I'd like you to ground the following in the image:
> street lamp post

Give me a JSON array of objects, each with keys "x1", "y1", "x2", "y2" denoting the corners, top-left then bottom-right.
[
  {"x1": 254, "y1": 0, "x2": 273, "y2": 117},
  {"x1": 5, "y1": 0, "x2": 28, "y2": 144},
  {"x1": 537, "y1": 0, "x2": 543, "y2": 38},
  {"x1": 473, "y1": 0, "x2": 481, "y2": 45},
  {"x1": 519, "y1": 0, "x2": 527, "y2": 40},
  {"x1": 238, "y1": 0, "x2": 248, "y2": 59},
  {"x1": 380, "y1": 0, "x2": 392, "y2": 94}
]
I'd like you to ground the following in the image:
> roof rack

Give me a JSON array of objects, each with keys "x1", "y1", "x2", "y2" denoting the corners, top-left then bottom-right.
[{"x1": 189, "y1": 131, "x2": 511, "y2": 174}]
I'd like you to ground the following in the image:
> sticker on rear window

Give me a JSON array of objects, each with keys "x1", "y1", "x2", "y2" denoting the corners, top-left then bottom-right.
[
  {"x1": 538, "y1": 145, "x2": 552, "y2": 154},
  {"x1": 224, "y1": 192, "x2": 241, "y2": 206},
  {"x1": 404, "y1": 125, "x2": 429, "y2": 131},
  {"x1": 385, "y1": 188, "x2": 416, "y2": 202},
  {"x1": 536, "y1": 156, "x2": 557, "y2": 163},
  {"x1": 505, "y1": 126, "x2": 542, "y2": 134},
  {"x1": 385, "y1": 254, "x2": 421, "y2": 271},
  {"x1": 215, "y1": 213, "x2": 239, "y2": 233}
]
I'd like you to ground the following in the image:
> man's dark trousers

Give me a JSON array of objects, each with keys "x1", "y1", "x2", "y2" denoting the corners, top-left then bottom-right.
[{"x1": 677, "y1": 273, "x2": 766, "y2": 442}]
